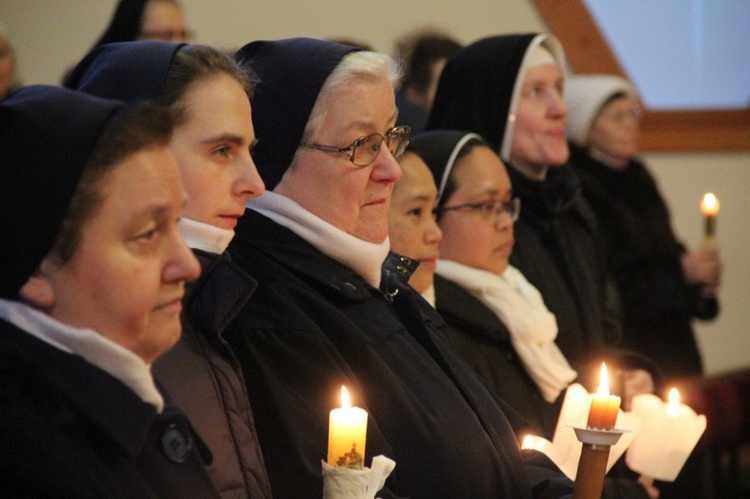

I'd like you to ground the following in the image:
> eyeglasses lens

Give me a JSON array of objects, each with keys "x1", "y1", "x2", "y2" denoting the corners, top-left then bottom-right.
[{"x1": 351, "y1": 127, "x2": 410, "y2": 166}]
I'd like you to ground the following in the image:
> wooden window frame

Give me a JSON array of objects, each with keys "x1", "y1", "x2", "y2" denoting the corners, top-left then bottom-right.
[{"x1": 532, "y1": 0, "x2": 750, "y2": 151}]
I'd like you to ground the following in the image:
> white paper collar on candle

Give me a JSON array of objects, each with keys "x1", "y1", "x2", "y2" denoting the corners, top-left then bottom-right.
[
  {"x1": 322, "y1": 455, "x2": 396, "y2": 499},
  {"x1": 524, "y1": 383, "x2": 642, "y2": 480}
]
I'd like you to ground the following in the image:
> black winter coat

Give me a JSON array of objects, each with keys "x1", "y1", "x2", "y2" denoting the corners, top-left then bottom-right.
[
  {"x1": 434, "y1": 274, "x2": 562, "y2": 439},
  {"x1": 153, "y1": 250, "x2": 272, "y2": 498},
  {"x1": 507, "y1": 165, "x2": 620, "y2": 389},
  {"x1": 0, "y1": 319, "x2": 219, "y2": 498},
  {"x1": 225, "y1": 211, "x2": 574, "y2": 499},
  {"x1": 569, "y1": 145, "x2": 718, "y2": 380}
]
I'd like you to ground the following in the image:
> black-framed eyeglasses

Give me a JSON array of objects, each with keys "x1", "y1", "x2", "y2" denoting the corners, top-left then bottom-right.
[
  {"x1": 440, "y1": 198, "x2": 521, "y2": 223},
  {"x1": 306, "y1": 125, "x2": 411, "y2": 167}
]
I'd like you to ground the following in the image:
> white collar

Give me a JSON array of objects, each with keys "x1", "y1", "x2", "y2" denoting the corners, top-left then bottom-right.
[
  {"x1": 0, "y1": 298, "x2": 164, "y2": 412},
  {"x1": 178, "y1": 217, "x2": 234, "y2": 254},
  {"x1": 247, "y1": 192, "x2": 390, "y2": 288}
]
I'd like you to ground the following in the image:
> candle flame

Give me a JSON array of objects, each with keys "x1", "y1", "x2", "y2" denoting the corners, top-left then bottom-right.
[
  {"x1": 667, "y1": 388, "x2": 681, "y2": 417},
  {"x1": 341, "y1": 385, "x2": 351, "y2": 409},
  {"x1": 597, "y1": 362, "x2": 610, "y2": 396},
  {"x1": 701, "y1": 193, "x2": 719, "y2": 216}
]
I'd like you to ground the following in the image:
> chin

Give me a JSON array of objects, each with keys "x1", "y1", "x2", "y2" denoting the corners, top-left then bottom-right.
[{"x1": 351, "y1": 223, "x2": 388, "y2": 244}]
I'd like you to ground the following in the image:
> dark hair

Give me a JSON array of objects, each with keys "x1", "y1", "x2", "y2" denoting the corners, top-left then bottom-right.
[
  {"x1": 434, "y1": 137, "x2": 486, "y2": 220},
  {"x1": 160, "y1": 44, "x2": 257, "y2": 124},
  {"x1": 398, "y1": 32, "x2": 461, "y2": 99},
  {"x1": 48, "y1": 102, "x2": 174, "y2": 265}
]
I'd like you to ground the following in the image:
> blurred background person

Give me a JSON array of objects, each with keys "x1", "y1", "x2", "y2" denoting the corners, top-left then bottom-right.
[
  {"x1": 62, "y1": 0, "x2": 190, "y2": 82},
  {"x1": 393, "y1": 28, "x2": 461, "y2": 134},
  {"x1": 0, "y1": 22, "x2": 19, "y2": 100},
  {"x1": 65, "y1": 40, "x2": 271, "y2": 498},
  {"x1": 564, "y1": 74, "x2": 722, "y2": 384},
  {"x1": 95, "y1": 0, "x2": 190, "y2": 46}
]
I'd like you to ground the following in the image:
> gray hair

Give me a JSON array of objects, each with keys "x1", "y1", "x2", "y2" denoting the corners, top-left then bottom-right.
[{"x1": 293, "y1": 51, "x2": 400, "y2": 164}]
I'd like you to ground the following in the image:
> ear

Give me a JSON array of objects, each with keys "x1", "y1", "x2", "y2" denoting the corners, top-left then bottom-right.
[{"x1": 18, "y1": 274, "x2": 56, "y2": 309}]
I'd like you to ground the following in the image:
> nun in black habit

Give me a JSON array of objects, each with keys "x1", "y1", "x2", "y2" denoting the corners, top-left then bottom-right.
[
  {"x1": 65, "y1": 41, "x2": 272, "y2": 498},
  {"x1": 428, "y1": 34, "x2": 622, "y2": 390},
  {"x1": 223, "y1": 37, "x2": 574, "y2": 498},
  {"x1": 0, "y1": 86, "x2": 215, "y2": 497}
]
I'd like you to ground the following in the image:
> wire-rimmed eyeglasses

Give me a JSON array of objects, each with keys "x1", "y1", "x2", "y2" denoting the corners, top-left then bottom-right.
[
  {"x1": 440, "y1": 198, "x2": 521, "y2": 223},
  {"x1": 306, "y1": 125, "x2": 411, "y2": 167}
]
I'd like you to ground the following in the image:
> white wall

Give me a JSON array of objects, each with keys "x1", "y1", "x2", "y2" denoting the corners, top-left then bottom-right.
[
  {"x1": 646, "y1": 152, "x2": 750, "y2": 375},
  {"x1": 2, "y1": 0, "x2": 748, "y2": 375}
]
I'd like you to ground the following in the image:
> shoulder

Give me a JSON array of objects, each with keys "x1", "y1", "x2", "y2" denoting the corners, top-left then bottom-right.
[{"x1": 434, "y1": 275, "x2": 510, "y2": 342}]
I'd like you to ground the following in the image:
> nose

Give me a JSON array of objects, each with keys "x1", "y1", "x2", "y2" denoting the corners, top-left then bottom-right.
[
  {"x1": 372, "y1": 148, "x2": 403, "y2": 183},
  {"x1": 550, "y1": 90, "x2": 568, "y2": 119},
  {"x1": 234, "y1": 153, "x2": 266, "y2": 201},
  {"x1": 164, "y1": 229, "x2": 201, "y2": 284},
  {"x1": 426, "y1": 216, "x2": 443, "y2": 245},
  {"x1": 494, "y1": 210, "x2": 514, "y2": 231}
]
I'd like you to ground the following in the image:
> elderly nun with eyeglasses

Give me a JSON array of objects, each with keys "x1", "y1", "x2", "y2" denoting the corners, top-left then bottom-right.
[{"x1": 222, "y1": 38, "x2": 574, "y2": 498}]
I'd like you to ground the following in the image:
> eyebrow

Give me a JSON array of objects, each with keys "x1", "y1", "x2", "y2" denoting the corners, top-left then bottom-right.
[
  {"x1": 342, "y1": 110, "x2": 400, "y2": 137},
  {"x1": 465, "y1": 189, "x2": 513, "y2": 200},
  {"x1": 406, "y1": 193, "x2": 435, "y2": 202},
  {"x1": 200, "y1": 132, "x2": 247, "y2": 146}
]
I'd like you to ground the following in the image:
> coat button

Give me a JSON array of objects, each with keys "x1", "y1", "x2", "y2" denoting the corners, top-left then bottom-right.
[
  {"x1": 343, "y1": 282, "x2": 357, "y2": 291},
  {"x1": 161, "y1": 423, "x2": 192, "y2": 463},
  {"x1": 400, "y1": 256, "x2": 412, "y2": 265},
  {"x1": 396, "y1": 265, "x2": 407, "y2": 274}
]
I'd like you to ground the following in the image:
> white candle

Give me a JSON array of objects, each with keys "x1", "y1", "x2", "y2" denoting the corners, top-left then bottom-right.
[
  {"x1": 626, "y1": 389, "x2": 707, "y2": 481},
  {"x1": 700, "y1": 192, "x2": 719, "y2": 244},
  {"x1": 327, "y1": 386, "x2": 368, "y2": 468},
  {"x1": 551, "y1": 383, "x2": 641, "y2": 480}
]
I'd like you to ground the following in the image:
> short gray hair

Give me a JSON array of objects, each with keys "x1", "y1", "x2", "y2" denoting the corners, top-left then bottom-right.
[{"x1": 294, "y1": 51, "x2": 400, "y2": 163}]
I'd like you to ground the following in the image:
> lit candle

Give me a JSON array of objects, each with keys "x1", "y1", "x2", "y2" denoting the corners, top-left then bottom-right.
[
  {"x1": 666, "y1": 388, "x2": 681, "y2": 418},
  {"x1": 626, "y1": 388, "x2": 707, "y2": 481},
  {"x1": 700, "y1": 192, "x2": 719, "y2": 245},
  {"x1": 327, "y1": 386, "x2": 368, "y2": 468},
  {"x1": 550, "y1": 383, "x2": 640, "y2": 481},
  {"x1": 586, "y1": 363, "x2": 621, "y2": 430}
]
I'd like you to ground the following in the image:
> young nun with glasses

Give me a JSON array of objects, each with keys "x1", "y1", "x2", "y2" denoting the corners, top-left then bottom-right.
[{"x1": 390, "y1": 129, "x2": 659, "y2": 499}]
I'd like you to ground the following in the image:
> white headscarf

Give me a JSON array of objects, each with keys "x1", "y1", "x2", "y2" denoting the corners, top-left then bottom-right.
[{"x1": 436, "y1": 260, "x2": 577, "y2": 402}]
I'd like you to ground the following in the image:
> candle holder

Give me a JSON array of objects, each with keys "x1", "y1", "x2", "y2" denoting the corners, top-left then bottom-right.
[
  {"x1": 526, "y1": 383, "x2": 641, "y2": 481},
  {"x1": 570, "y1": 426, "x2": 628, "y2": 499}
]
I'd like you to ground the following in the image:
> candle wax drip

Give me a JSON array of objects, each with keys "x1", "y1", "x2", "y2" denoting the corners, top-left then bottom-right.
[{"x1": 336, "y1": 442, "x2": 364, "y2": 469}]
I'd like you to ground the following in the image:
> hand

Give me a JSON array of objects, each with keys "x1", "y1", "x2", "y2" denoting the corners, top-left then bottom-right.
[
  {"x1": 638, "y1": 475, "x2": 660, "y2": 499},
  {"x1": 681, "y1": 248, "x2": 722, "y2": 289}
]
